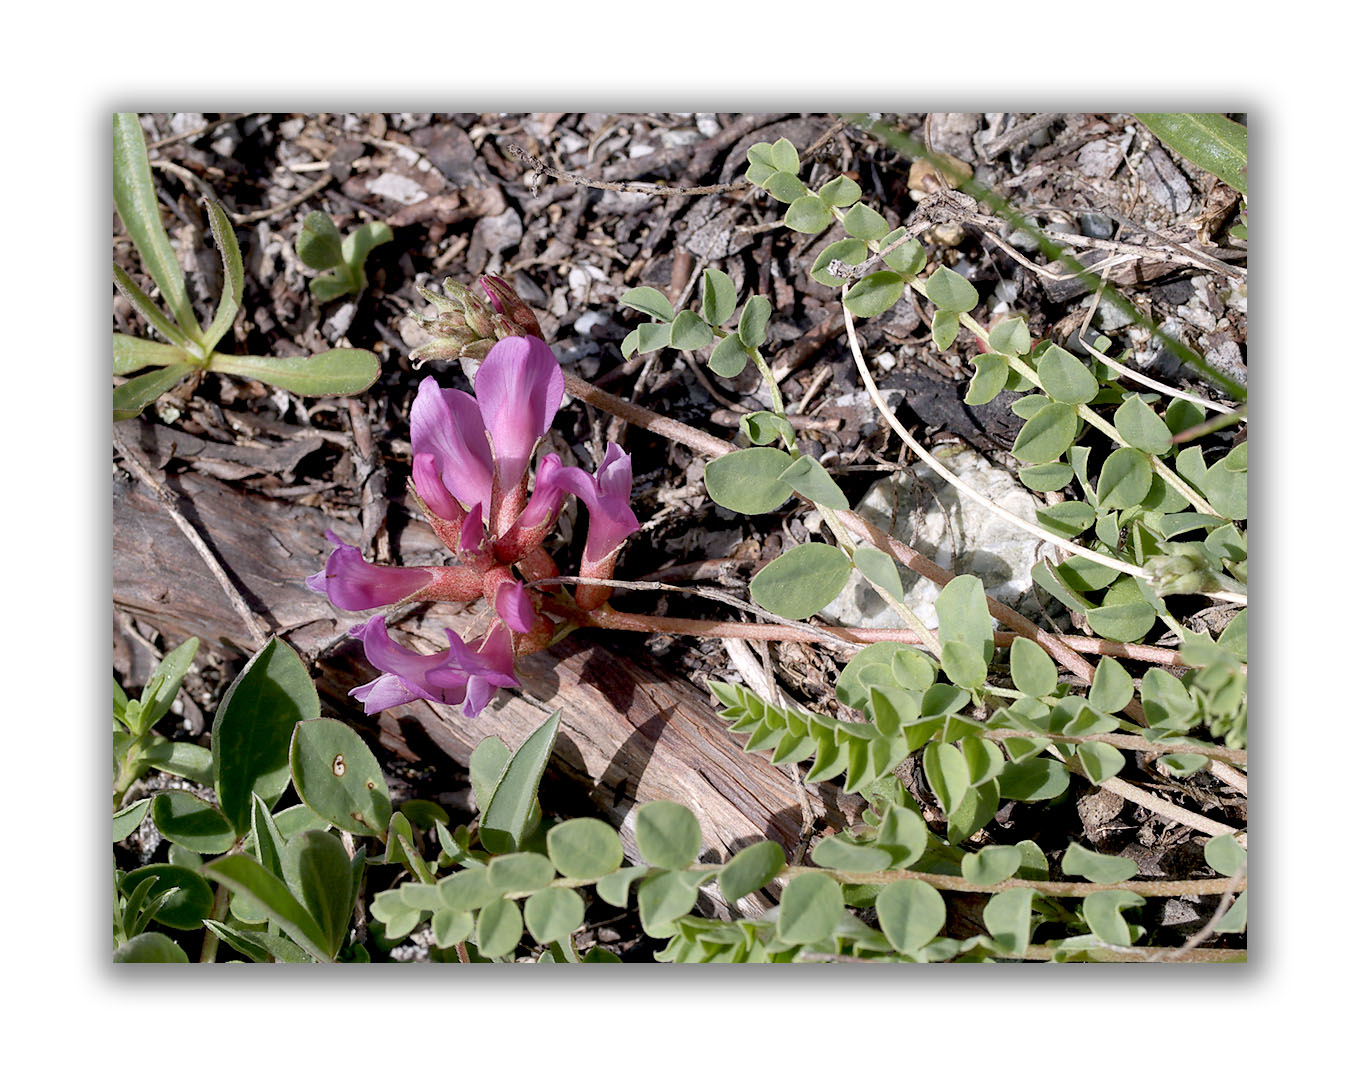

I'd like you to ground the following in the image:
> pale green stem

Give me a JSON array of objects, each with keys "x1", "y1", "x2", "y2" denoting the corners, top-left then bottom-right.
[
  {"x1": 745, "y1": 317, "x2": 940, "y2": 655},
  {"x1": 1077, "y1": 336, "x2": 1238, "y2": 417},
  {"x1": 950, "y1": 302, "x2": 1224, "y2": 521},
  {"x1": 823, "y1": 505, "x2": 940, "y2": 658},
  {"x1": 841, "y1": 288, "x2": 1160, "y2": 585}
]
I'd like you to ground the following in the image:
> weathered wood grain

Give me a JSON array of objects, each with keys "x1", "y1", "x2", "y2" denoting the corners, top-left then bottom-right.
[{"x1": 114, "y1": 441, "x2": 846, "y2": 904}]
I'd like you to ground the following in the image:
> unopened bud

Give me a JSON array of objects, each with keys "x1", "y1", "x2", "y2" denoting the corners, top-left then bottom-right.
[{"x1": 481, "y1": 274, "x2": 544, "y2": 339}]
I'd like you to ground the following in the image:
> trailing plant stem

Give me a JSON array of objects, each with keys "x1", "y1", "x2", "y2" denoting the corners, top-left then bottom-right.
[
  {"x1": 576, "y1": 603, "x2": 1195, "y2": 670},
  {"x1": 842, "y1": 290, "x2": 1162, "y2": 586},
  {"x1": 782, "y1": 863, "x2": 1243, "y2": 898}
]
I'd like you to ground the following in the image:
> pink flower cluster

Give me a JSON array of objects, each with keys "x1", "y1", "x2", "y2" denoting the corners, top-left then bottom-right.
[{"x1": 308, "y1": 319, "x2": 638, "y2": 718}]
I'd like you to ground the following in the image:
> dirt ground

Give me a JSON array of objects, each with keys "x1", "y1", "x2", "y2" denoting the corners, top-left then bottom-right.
[{"x1": 112, "y1": 112, "x2": 1247, "y2": 960}]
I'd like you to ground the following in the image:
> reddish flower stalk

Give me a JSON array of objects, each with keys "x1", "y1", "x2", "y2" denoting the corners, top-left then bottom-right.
[{"x1": 309, "y1": 276, "x2": 640, "y2": 718}]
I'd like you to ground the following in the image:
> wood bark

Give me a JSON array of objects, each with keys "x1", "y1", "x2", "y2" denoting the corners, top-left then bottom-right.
[{"x1": 114, "y1": 436, "x2": 849, "y2": 909}]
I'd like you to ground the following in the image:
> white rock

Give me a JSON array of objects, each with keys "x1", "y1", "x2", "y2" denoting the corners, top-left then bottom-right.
[
  {"x1": 822, "y1": 445, "x2": 1061, "y2": 631},
  {"x1": 367, "y1": 172, "x2": 428, "y2": 206}
]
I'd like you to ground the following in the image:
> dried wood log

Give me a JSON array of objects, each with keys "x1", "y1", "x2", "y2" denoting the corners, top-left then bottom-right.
[{"x1": 114, "y1": 446, "x2": 850, "y2": 910}]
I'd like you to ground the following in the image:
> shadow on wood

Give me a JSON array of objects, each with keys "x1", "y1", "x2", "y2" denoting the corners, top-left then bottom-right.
[{"x1": 114, "y1": 449, "x2": 851, "y2": 912}]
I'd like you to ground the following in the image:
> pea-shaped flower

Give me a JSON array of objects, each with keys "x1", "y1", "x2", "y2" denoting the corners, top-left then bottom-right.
[{"x1": 410, "y1": 334, "x2": 565, "y2": 540}]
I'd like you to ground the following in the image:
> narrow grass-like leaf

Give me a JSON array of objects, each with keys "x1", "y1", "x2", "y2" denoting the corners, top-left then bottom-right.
[
  {"x1": 114, "y1": 333, "x2": 191, "y2": 376},
  {"x1": 200, "y1": 199, "x2": 245, "y2": 353},
  {"x1": 120, "y1": 864, "x2": 214, "y2": 932},
  {"x1": 113, "y1": 113, "x2": 201, "y2": 345},
  {"x1": 209, "y1": 349, "x2": 379, "y2": 397},
  {"x1": 481, "y1": 711, "x2": 560, "y2": 854},
  {"x1": 281, "y1": 829, "x2": 355, "y2": 958},
  {"x1": 1134, "y1": 113, "x2": 1247, "y2": 194},
  {"x1": 203, "y1": 854, "x2": 332, "y2": 960},
  {"x1": 134, "y1": 637, "x2": 200, "y2": 735},
  {"x1": 113, "y1": 363, "x2": 194, "y2": 422}
]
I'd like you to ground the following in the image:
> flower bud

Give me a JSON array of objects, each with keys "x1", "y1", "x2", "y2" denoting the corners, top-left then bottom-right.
[{"x1": 480, "y1": 274, "x2": 544, "y2": 339}]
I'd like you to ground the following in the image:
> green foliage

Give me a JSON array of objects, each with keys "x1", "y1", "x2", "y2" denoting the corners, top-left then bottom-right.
[
  {"x1": 295, "y1": 210, "x2": 393, "y2": 301},
  {"x1": 750, "y1": 543, "x2": 851, "y2": 619},
  {"x1": 114, "y1": 117, "x2": 1248, "y2": 964},
  {"x1": 112, "y1": 114, "x2": 378, "y2": 421},
  {"x1": 1134, "y1": 113, "x2": 1247, "y2": 195}
]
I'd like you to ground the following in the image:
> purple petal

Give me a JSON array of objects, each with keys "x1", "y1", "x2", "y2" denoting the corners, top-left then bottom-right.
[
  {"x1": 348, "y1": 616, "x2": 476, "y2": 710},
  {"x1": 511, "y1": 453, "x2": 568, "y2": 535},
  {"x1": 412, "y1": 453, "x2": 462, "y2": 522},
  {"x1": 350, "y1": 674, "x2": 422, "y2": 715},
  {"x1": 494, "y1": 579, "x2": 535, "y2": 634},
  {"x1": 466, "y1": 624, "x2": 518, "y2": 717},
  {"x1": 306, "y1": 531, "x2": 435, "y2": 610},
  {"x1": 550, "y1": 444, "x2": 640, "y2": 564},
  {"x1": 410, "y1": 376, "x2": 494, "y2": 511},
  {"x1": 460, "y1": 502, "x2": 487, "y2": 555},
  {"x1": 473, "y1": 336, "x2": 564, "y2": 496}
]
